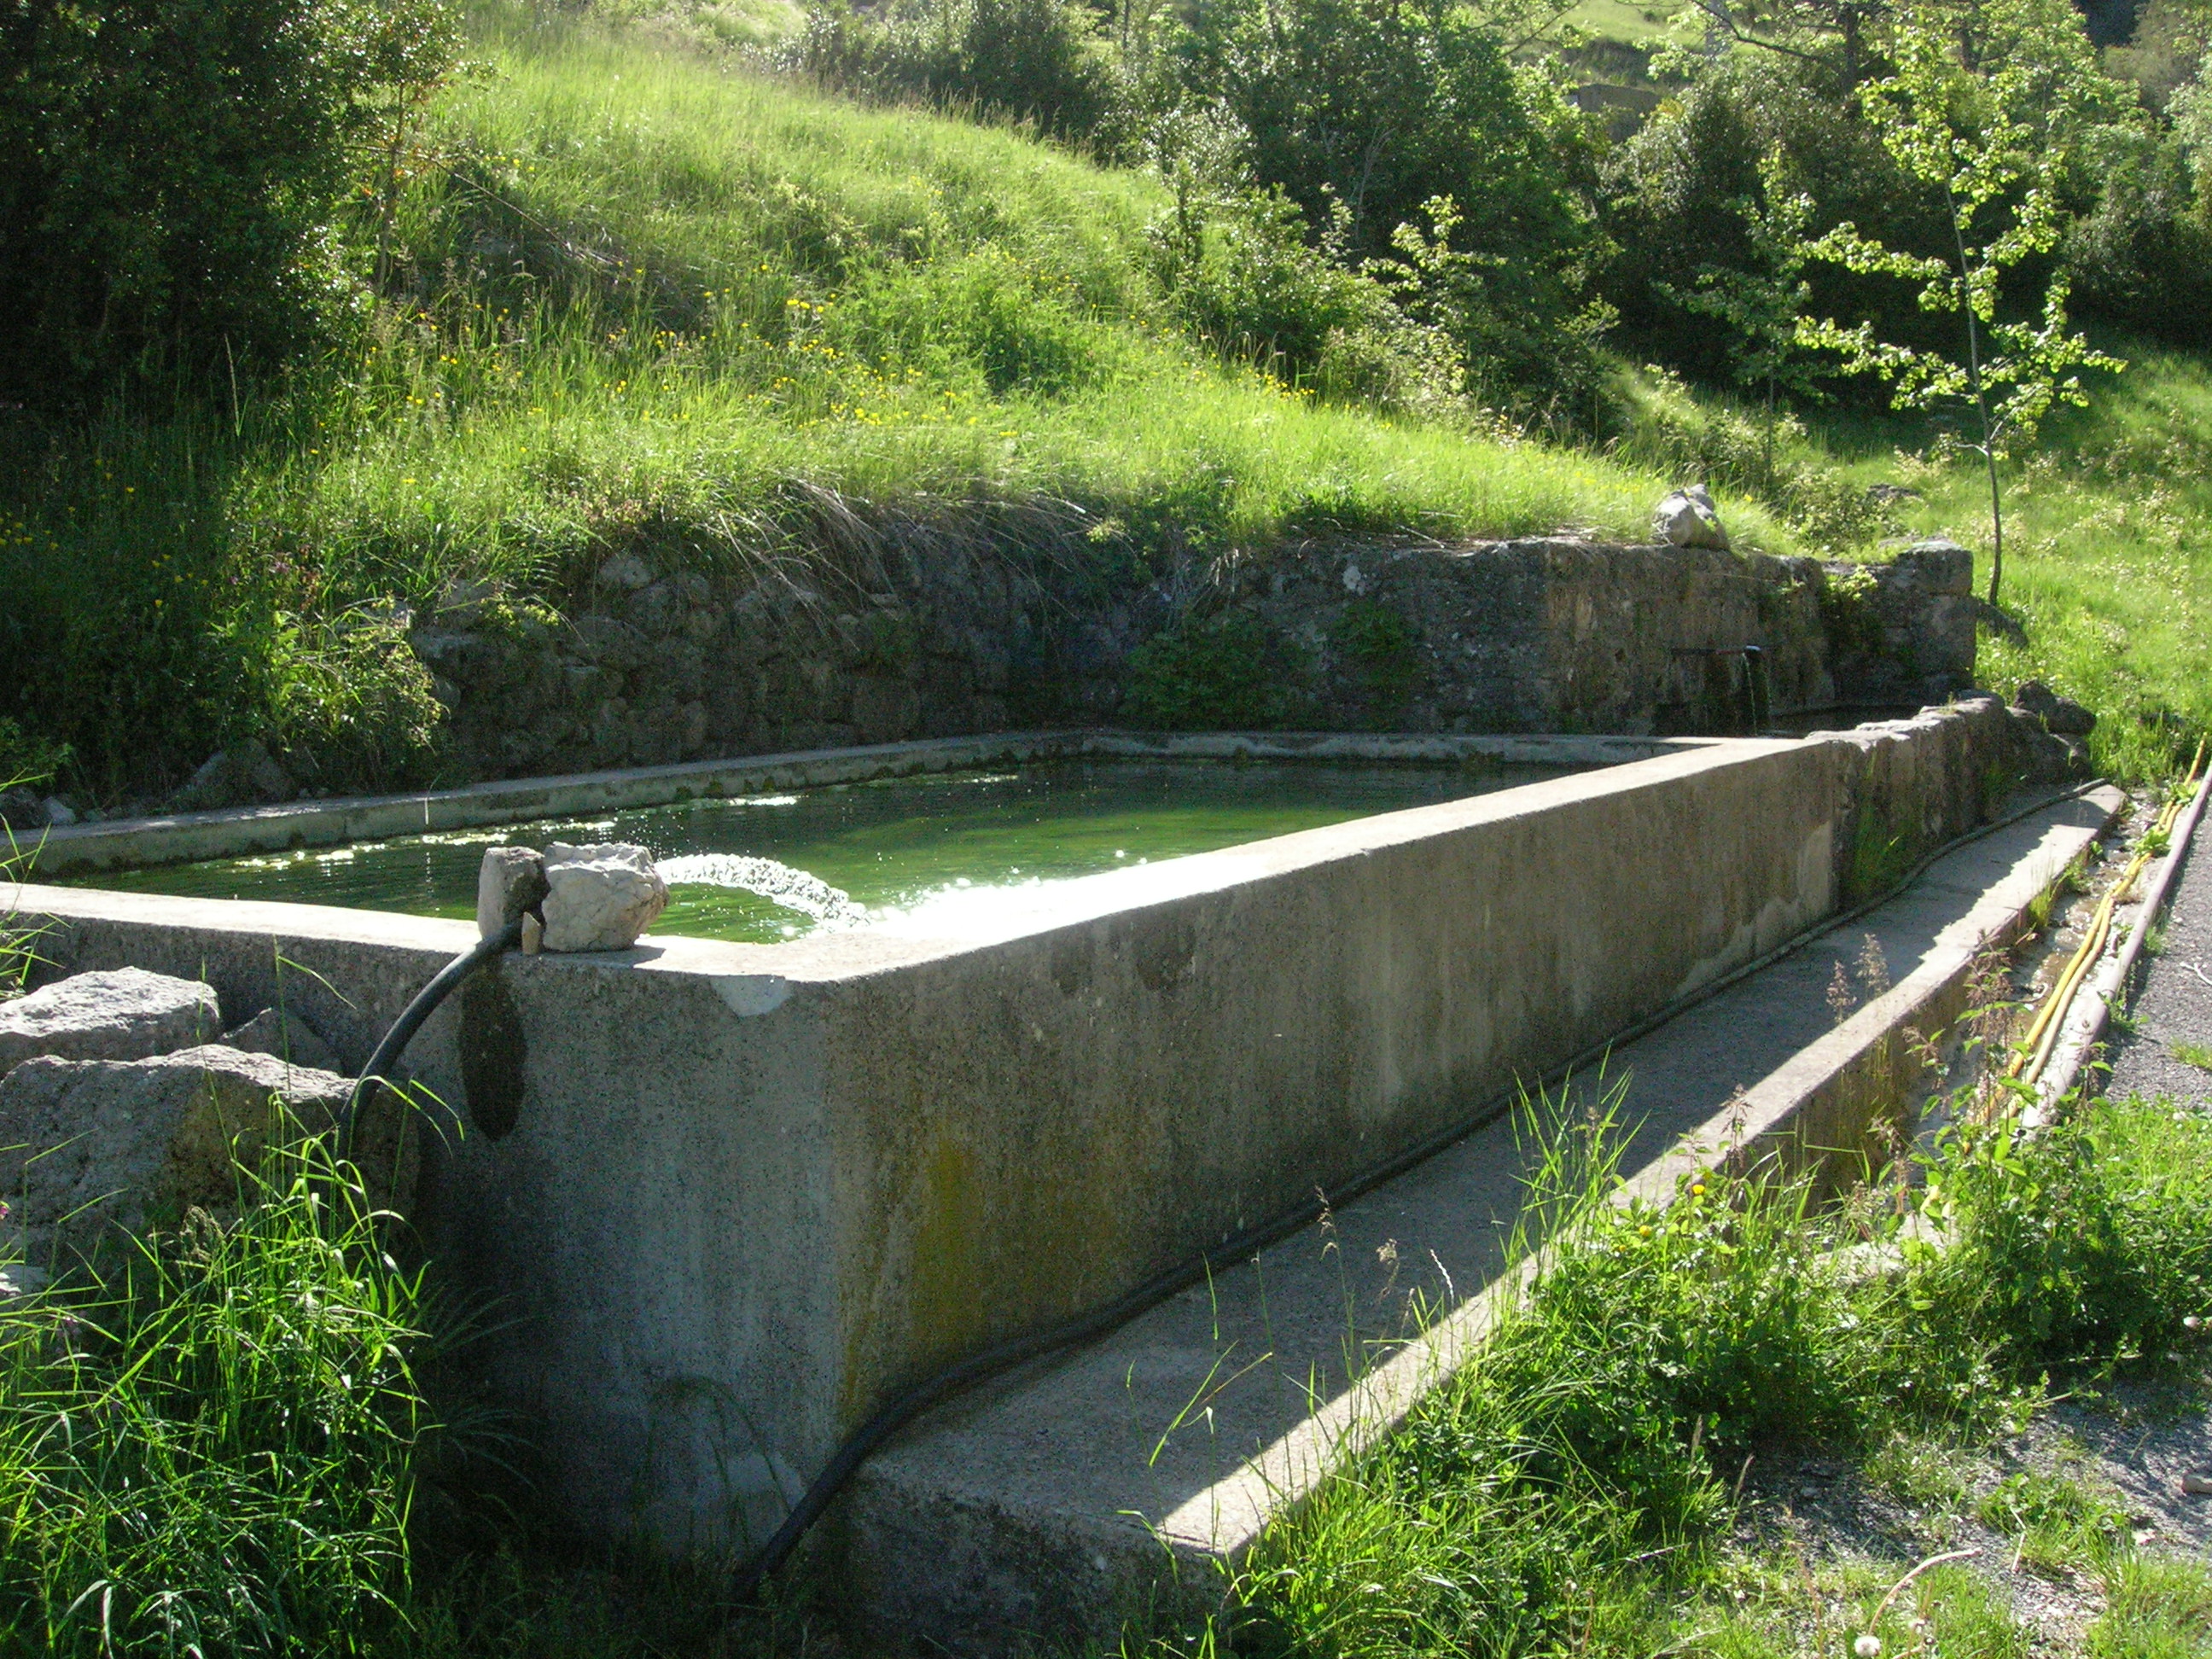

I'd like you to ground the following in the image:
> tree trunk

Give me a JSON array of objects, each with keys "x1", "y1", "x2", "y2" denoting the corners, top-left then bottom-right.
[{"x1": 1945, "y1": 178, "x2": 2004, "y2": 609}]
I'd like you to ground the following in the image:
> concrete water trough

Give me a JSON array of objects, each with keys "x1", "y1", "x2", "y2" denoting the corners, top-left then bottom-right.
[{"x1": 5, "y1": 706, "x2": 2034, "y2": 1569}]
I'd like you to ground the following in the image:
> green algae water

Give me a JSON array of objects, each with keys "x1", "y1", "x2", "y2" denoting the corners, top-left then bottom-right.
[{"x1": 74, "y1": 760, "x2": 1583, "y2": 943}]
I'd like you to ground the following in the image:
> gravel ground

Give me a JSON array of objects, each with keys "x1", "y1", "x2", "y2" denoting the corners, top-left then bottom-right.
[
  {"x1": 1734, "y1": 1371, "x2": 2212, "y2": 1654},
  {"x1": 2104, "y1": 808, "x2": 2212, "y2": 1108}
]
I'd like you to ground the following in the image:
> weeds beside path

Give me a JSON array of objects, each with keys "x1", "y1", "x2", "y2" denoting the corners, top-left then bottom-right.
[{"x1": 1131, "y1": 1057, "x2": 2212, "y2": 1659}]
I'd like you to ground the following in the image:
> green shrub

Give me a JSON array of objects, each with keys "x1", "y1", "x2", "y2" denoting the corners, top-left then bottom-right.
[
  {"x1": 0, "y1": 1124, "x2": 439, "y2": 1655},
  {"x1": 2060, "y1": 121, "x2": 2212, "y2": 351},
  {"x1": 1602, "y1": 54, "x2": 1950, "y2": 393},
  {"x1": 1123, "y1": 609, "x2": 1307, "y2": 729},
  {"x1": 1913, "y1": 1097, "x2": 2212, "y2": 1370},
  {"x1": 831, "y1": 245, "x2": 1114, "y2": 397},
  {"x1": 0, "y1": 719, "x2": 72, "y2": 791},
  {"x1": 0, "y1": 0, "x2": 462, "y2": 404},
  {"x1": 1147, "y1": 185, "x2": 1458, "y2": 409},
  {"x1": 1327, "y1": 599, "x2": 1421, "y2": 723},
  {"x1": 792, "y1": 0, "x2": 1129, "y2": 148},
  {"x1": 1162, "y1": 0, "x2": 1600, "y2": 408},
  {"x1": 263, "y1": 608, "x2": 448, "y2": 794}
]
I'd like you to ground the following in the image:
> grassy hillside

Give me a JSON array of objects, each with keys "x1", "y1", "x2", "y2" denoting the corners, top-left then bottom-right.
[
  {"x1": 2, "y1": 5, "x2": 1790, "y2": 802},
  {"x1": 4, "y1": 0, "x2": 2204, "y2": 806},
  {"x1": 1911, "y1": 346, "x2": 2212, "y2": 781},
  {"x1": 1607, "y1": 343, "x2": 2212, "y2": 783}
]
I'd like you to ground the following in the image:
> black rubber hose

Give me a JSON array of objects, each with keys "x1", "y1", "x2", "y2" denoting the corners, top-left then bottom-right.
[
  {"x1": 726, "y1": 774, "x2": 2116, "y2": 1603},
  {"x1": 340, "y1": 919, "x2": 522, "y2": 1156}
]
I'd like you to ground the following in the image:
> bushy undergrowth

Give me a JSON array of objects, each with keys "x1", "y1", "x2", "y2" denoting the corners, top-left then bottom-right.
[
  {"x1": 1205, "y1": 1091, "x2": 2212, "y2": 1659},
  {"x1": 0, "y1": 1133, "x2": 436, "y2": 1655},
  {"x1": 792, "y1": 0, "x2": 1129, "y2": 148},
  {"x1": 1916, "y1": 1098, "x2": 2212, "y2": 1369},
  {"x1": 0, "y1": 1104, "x2": 831, "y2": 1659},
  {"x1": 4, "y1": 0, "x2": 2206, "y2": 802},
  {"x1": 0, "y1": 0, "x2": 463, "y2": 405}
]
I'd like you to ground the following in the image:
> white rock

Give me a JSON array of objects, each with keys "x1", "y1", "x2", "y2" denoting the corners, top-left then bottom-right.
[
  {"x1": 476, "y1": 845, "x2": 549, "y2": 939},
  {"x1": 0, "y1": 968, "x2": 221, "y2": 1080},
  {"x1": 1653, "y1": 485, "x2": 1731, "y2": 551},
  {"x1": 221, "y1": 1007, "x2": 342, "y2": 1073},
  {"x1": 39, "y1": 797, "x2": 76, "y2": 827},
  {"x1": 0, "y1": 1045, "x2": 355, "y2": 1237},
  {"x1": 539, "y1": 841, "x2": 668, "y2": 952}
]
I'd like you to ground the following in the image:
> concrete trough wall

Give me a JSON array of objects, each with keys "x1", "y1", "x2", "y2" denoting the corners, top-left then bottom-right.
[{"x1": 6, "y1": 701, "x2": 2024, "y2": 1551}]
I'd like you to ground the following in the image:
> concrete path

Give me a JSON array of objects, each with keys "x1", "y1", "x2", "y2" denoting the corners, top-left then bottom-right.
[
  {"x1": 833, "y1": 790, "x2": 2122, "y2": 1647},
  {"x1": 2104, "y1": 825, "x2": 2212, "y2": 1107}
]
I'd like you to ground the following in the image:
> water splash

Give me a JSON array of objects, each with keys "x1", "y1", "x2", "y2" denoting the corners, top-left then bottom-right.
[{"x1": 656, "y1": 853, "x2": 866, "y2": 929}]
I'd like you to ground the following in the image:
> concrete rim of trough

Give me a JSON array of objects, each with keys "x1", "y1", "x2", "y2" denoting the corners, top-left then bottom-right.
[
  {"x1": 834, "y1": 781, "x2": 2126, "y2": 1648},
  {"x1": 12, "y1": 736, "x2": 1797, "y2": 987},
  {"x1": 23, "y1": 729, "x2": 1709, "y2": 878}
]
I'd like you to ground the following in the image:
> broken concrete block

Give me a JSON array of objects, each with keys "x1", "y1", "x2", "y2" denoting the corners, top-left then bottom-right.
[
  {"x1": 476, "y1": 845, "x2": 549, "y2": 939},
  {"x1": 0, "y1": 968, "x2": 221, "y2": 1080},
  {"x1": 221, "y1": 1007, "x2": 342, "y2": 1074},
  {"x1": 539, "y1": 841, "x2": 667, "y2": 952},
  {"x1": 1653, "y1": 485, "x2": 1730, "y2": 551},
  {"x1": 0, "y1": 1045, "x2": 353, "y2": 1237}
]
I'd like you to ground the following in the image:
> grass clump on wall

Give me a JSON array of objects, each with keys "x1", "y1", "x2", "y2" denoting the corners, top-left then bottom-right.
[{"x1": 1124, "y1": 610, "x2": 1310, "y2": 729}]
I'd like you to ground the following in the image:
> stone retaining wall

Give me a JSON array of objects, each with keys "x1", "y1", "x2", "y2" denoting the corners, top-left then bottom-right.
[{"x1": 406, "y1": 539, "x2": 1976, "y2": 781}]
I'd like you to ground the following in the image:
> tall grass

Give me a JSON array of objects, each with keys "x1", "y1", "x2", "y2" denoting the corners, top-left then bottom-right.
[
  {"x1": 1188, "y1": 1087, "x2": 2212, "y2": 1659},
  {"x1": 0, "y1": 1126, "x2": 437, "y2": 1655},
  {"x1": 1944, "y1": 346, "x2": 2212, "y2": 783},
  {"x1": 267, "y1": 0, "x2": 1776, "y2": 597}
]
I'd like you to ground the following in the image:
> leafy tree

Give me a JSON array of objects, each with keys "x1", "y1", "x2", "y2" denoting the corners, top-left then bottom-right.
[
  {"x1": 1601, "y1": 53, "x2": 1942, "y2": 388},
  {"x1": 1162, "y1": 0, "x2": 1603, "y2": 406},
  {"x1": 1167, "y1": 0, "x2": 1586, "y2": 258},
  {"x1": 1790, "y1": 0, "x2": 2127, "y2": 608},
  {"x1": 0, "y1": 0, "x2": 462, "y2": 404},
  {"x1": 1656, "y1": 154, "x2": 1819, "y2": 469},
  {"x1": 793, "y1": 0, "x2": 1128, "y2": 148}
]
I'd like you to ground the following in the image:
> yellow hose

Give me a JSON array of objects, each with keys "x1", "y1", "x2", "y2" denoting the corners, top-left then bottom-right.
[{"x1": 2011, "y1": 738, "x2": 2206, "y2": 1088}]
